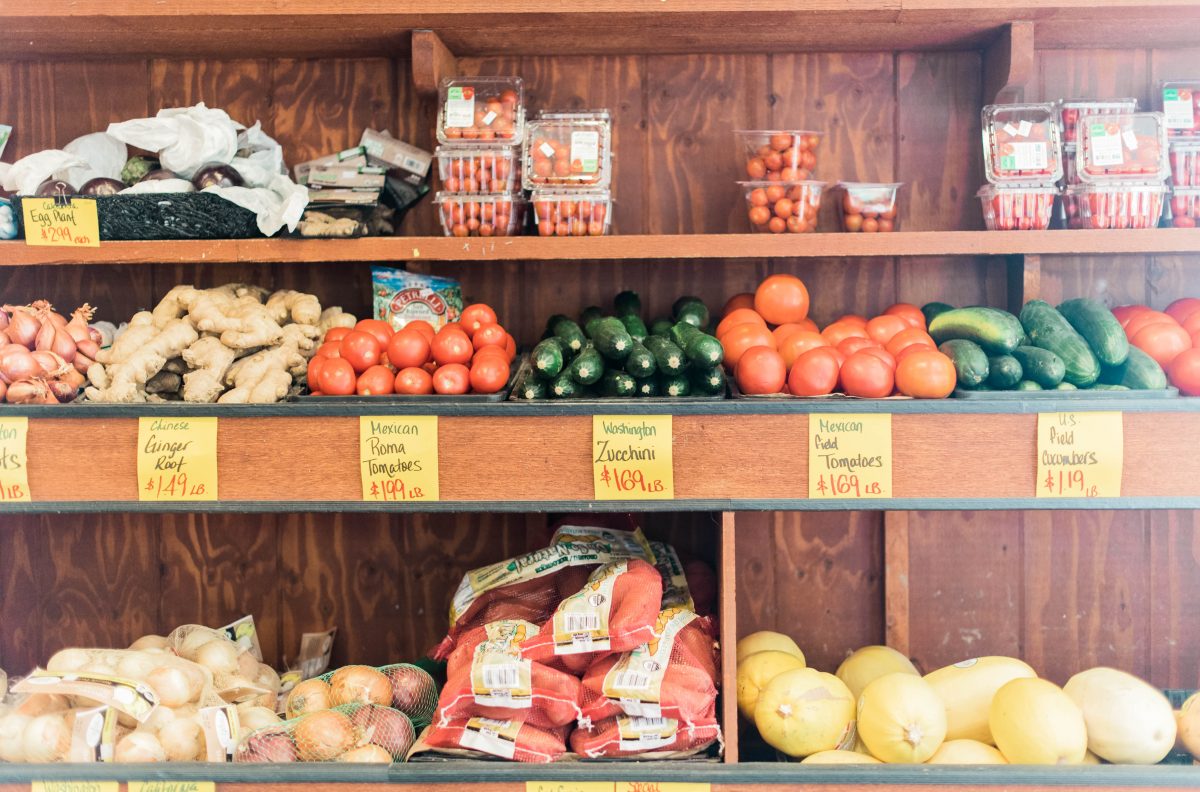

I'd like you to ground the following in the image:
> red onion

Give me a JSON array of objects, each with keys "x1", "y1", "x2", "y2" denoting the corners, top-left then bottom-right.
[
  {"x1": 66, "y1": 304, "x2": 95, "y2": 343},
  {"x1": 51, "y1": 327, "x2": 76, "y2": 363},
  {"x1": 76, "y1": 338, "x2": 99, "y2": 359},
  {"x1": 0, "y1": 348, "x2": 38, "y2": 384},
  {"x1": 6, "y1": 309, "x2": 38, "y2": 348}
]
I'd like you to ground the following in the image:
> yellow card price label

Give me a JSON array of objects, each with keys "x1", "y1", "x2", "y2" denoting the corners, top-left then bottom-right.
[
  {"x1": 129, "y1": 784, "x2": 215, "y2": 792},
  {"x1": 1036, "y1": 411, "x2": 1122, "y2": 498},
  {"x1": 593, "y1": 415, "x2": 674, "y2": 500},
  {"x1": 616, "y1": 785, "x2": 710, "y2": 792},
  {"x1": 808, "y1": 413, "x2": 892, "y2": 498},
  {"x1": 32, "y1": 784, "x2": 119, "y2": 792},
  {"x1": 527, "y1": 784, "x2": 613, "y2": 792},
  {"x1": 22, "y1": 197, "x2": 101, "y2": 247},
  {"x1": 0, "y1": 417, "x2": 31, "y2": 502},
  {"x1": 359, "y1": 416, "x2": 439, "y2": 501},
  {"x1": 137, "y1": 417, "x2": 218, "y2": 501}
]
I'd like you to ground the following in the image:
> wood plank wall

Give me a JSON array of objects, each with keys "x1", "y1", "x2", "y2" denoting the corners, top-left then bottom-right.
[{"x1": 2, "y1": 48, "x2": 1199, "y2": 691}]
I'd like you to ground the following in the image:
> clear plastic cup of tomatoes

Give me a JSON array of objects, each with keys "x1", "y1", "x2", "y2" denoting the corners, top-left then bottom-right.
[
  {"x1": 1063, "y1": 184, "x2": 1167, "y2": 229},
  {"x1": 1076, "y1": 112, "x2": 1169, "y2": 182},
  {"x1": 977, "y1": 185, "x2": 1057, "y2": 231},
  {"x1": 435, "y1": 146, "x2": 521, "y2": 193},
  {"x1": 435, "y1": 192, "x2": 527, "y2": 237},
  {"x1": 736, "y1": 130, "x2": 823, "y2": 181},
  {"x1": 437, "y1": 76, "x2": 525, "y2": 145},
  {"x1": 530, "y1": 190, "x2": 612, "y2": 236},
  {"x1": 836, "y1": 182, "x2": 902, "y2": 232},
  {"x1": 522, "y1": 118, "x2": 612, "y2": 189},
  {"x1": 1161, "y1": 81, "x2": 1200, "y2": 139},
  {"x1": 741, "y1": 180, "x2": 825, "y2": 233},
  {"x1": 1169, "y1": 188, "x2": 1200, "y2": 227},
  {"x1": 982, "y1": 103, "x2": 1063, "y2": 184},
  {"x1": 1058, "y1": 99, "x2": 1137, "y2": 144},
  {"x1": 1169, "y1": 141, "x2": 1200, "y2": 186}
]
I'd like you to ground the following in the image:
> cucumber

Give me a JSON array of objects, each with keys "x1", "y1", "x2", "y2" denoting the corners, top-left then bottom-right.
[
  {"x1": 686, "y1": 332, "x2": 724, "y2": 368},
  {"x1": 644, "y1": 336, "x2": 686, "y2": 373},
  {"x1": 668, "y1": 320, "x2": 700, "y2": 350},
  {"x1": 1091, "y1": 383, "x2": 1130, "y2": 391},
  {"x1": 551, "y1": 317, "x2": 586, "y2": 353},
  {"x1": 549, "y1": 371, "x2": 581, "y2": 398},
  {"x1": 592, "y1": 317, "x2": 634, "y2": 361},
  {"x1": 516, "y1": 378, "x2": 547, "y2": 400},
  {"x1": 672, "y1": 296, "x2": 710, "y2": 328},
  {"x1": 922, "y1": 301, "x2": 954, "y2": 325},
  {"x1": 530, "y1": 339, "x2": 565, "y2": 379},
  {"x1": 1015, "y1": 380, "x2": 1044, "y2": 391},
  {"x1": 567, "y1": 344, "x2": 605, "y2": 385},
  {"x1": 1057, "y1": 297, "x2": 1129, "y2": 367},
  {"x1": 624, "y1": 341, "x2": 657, "y2": 378},
  {"x1": 633, "y1": 376, "x2": 660, "y2": 397},
  {"x1": 1055, "y1": 382, "x2": 1077, "y2": 390},
  {"x1": 928, "y1": 306, "x2": 1024, "y2": 354},
  {"x1": 600, "y1": 370, "x2": 637, "y2": 397},
  {"x1": 690, "y1": 366, "x2": 727, "y2": 396},
  {"x1": 618, "y1": 313, "x2": 649, "y2": 341},
  {"x1": 937, "y1": 339, "x2": 989, "y2": 389},
  {"x1": 660, "y1": 373, "x2": 691, "y2": 397},
  {"x1": 1098, "y1": 345, "x2": 1168, "y2": 390},
  {"x1": 650, "y1": 318, "x2": 673, "y2": 337},
  {"x1": 580, "y1": 305, "x2": 604, "y2": 327},
  {"x1": 544, "y1": 313, "x2": 571, "y2": 334},
  {"x1": 986, "y1": 354, "x2": 1023, "y2": 390},
  {"x1": 583, "y1": 313, "x2": 607, "y2": 339},
  {"x1": 1019, "y1": 300, "x2": 1100, "y2": 387},
  {"x1": 1012, "y1": 345, "x2": 1067, "y2": 388},
  {"x1": 614, "y1": 290, "x2": 641, "y2": 317}
]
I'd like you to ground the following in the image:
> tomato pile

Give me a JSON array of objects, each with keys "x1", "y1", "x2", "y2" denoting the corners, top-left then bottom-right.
[
  {"x1": 434, "y1": 147, "x2": 520, "y2": 193},
  {"x1": 978, "y1": 185, "x2": 1057, "y2": 231},
  {"x1": 741, "y1": 181, "x2": 824, "y2": 234},
  {"x1": 532, "y1": 193, "x2": 612, "y2": 236},
  {"x1": 837, "y1": 182, "x2": 901, "y2": 233},
  {"x1": 307, "y1": 308, "x2": 515, "y2": 397},
  {"x1": 1063, "y1": 184, "x2": 1167, "y2": 229},
  {"x1": 737, "y1": 130, "x2": 822, "y2": 181},
  {"x1": 437, "y1": 78, "x2": 523, "y2": 144},
  {"x1": 1113, "y1": 299, "x2": 1200, "y2": 394},
  {"x1": 523, "y1": 117, "x2": 611, "y2": 189},
  {"x1": 718, "y1": 274, "x2": 957, "y2": 399},
  {"x1": 1059, "y1": 99, "x2": 1137, "y2": 144},
  {"x1": 983, "y1": 104, "x2": 1062, "y2": 184},
  {"x1": 435, "y1": 194, "x2": 526, "y2": 237}
]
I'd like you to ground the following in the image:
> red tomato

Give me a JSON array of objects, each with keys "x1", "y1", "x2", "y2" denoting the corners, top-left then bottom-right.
[
  {"x1": 431, "y1": 327, "x2": 474, "y2": 366},
  {"x1": 339, "y1": 330, "x2": 382, "y2": 374},
  {"x1": 820, "y1": 321, "x2": 869, "y2": 347},
  {"x1": 861, "y1": 346, "x2": 897, "y2": 370},
  {"x1": 885, "y1": 327, "x2": 936, "y2": 358},
  {"x1": 1168, "y1": 348, "x2": 1200, "y2": 396},
  {"x1": 1132, "y1": 322, "x2": 1192, "y2": 367},
  {"x1": 894, "y1": 349, "x2": 956, "y2": 398},
  {"x1": 772, "y1": 323, "x2": 807, "y2": 347},
  {"x1": 883, "y1": 303, "x2": 925, "y2": 329},
  {"x1": 433, "y1": 363, "x2": 471, "y2": 394},
  {"x1": 722, "y1": 323, "x2": 775, "y2": 369},
  {"x1": 735, "y1": 346, "x2": 787, "y2": 394},
  {"x1": 318, "y1": 357, "x2": 356, "y2": 395},
  {"x1": 834, "y1": 314, "x2": 869, "y2": 328},
  {"x1": 788, "y1": 347, "x2": 841, "y2": 396},
  {"x1": 472, "y1": 322, "x2": 508, "y2": 350},
  {"x1": 779, "y1": 331, "x2": 828, "y2": 368},
  {"x1": 866, "y1": 314, "x2": 909, "y2": 345},
  {"x1": 716, "y1": 308, "x2": 767, "y2": 339},
  {"x1": 722, "y1": 293, "x2": 756, "y2": 317},
  {"x1": 356, "y1": 365, "x2": 395, "y2": 396},
  {"x1": 394, "y1": 366, "x2": 434, "y2": 395},
  {"x1": 355, "y1": 318, "x2": 394, "y2": 349},
  {"x1": 1166, "y1": 297, "x2": 1200, "y2": 325},
  {"x1": 324, "y1": 327, "x2": 351, "y2": 344},
  {"x1": 405, "y1": 320, "x2": 436, "y2": 343},
  {"x1": 1124, "y1": 310, "x2": 1177, "y2": 339},
  {"x1": 1111, "y1": 304, "x2": 1151, "y2": 327},
  {"x1": 460, "y1": 304, "x2": 499, "y2": 336},
  {"x1": 306, "y1": 356, "x2": 326, "y2": 392},
  {"x1": 504, "y1": 333, "x2": 517, "y2": 362},
  {"x1": 469, "y1": 355, "x2": 511, "y2": 393},
  {"x1": 754, "y1": 274, "x2": 810, "y2": 325},
  {"x1": 317, "y1": 341, "x2": 341, "y2": 359},
  {"x1": 839, "y1": 350, "x2": 894, "y2": 398},
  {"x1": 837, "y1": 336, "x2": 879, "y2": 357},
  {"x1": 386, "y1": 328, "x2": 431, "y2": 369}
]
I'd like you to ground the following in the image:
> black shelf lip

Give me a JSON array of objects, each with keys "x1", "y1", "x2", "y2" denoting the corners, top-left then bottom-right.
[{"x1": 0, "y1": 761, "x2": 1198, "y2": 786}]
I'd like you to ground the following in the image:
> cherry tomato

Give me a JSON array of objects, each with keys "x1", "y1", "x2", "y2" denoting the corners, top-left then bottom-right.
[
  {"x1": 431, "y1": 326, "x2": 474, "y2": 366},
  {"x1": 387, "y1": 328, "x2": 431, "y2": 369},
  {"x1": 355, "y1": 318, "x2": 394, "y2": 349},
  {"x1": 394, "y1": 366, "x2": 434, "y2": 395},
  {"x1": 324, "y1": 327, "x2": 351, "y2": 344},
  {"x1": 433, "y1": 363, "x2": 471, "y2": 395},
  {"x1": 469, "y1": 355, "x2": 511, "y2": 393},
  {"x1": 472, "y1": 322, "x2": 508, "y2": 350},
  {"x1": 339, "y1": 330, "x2": 382, "y2": 374},
  {"x1": 788, "y1": 347, "x2": 841, "y2": 396},
  {"x1": 357, "y1": 365, "x2": 396, "y2": 396},
  {"x1": 318, "y1": 357, "x2": 356, "y2": 395},
  {"x1": 460, "y1": 304, "x2": 499, "y2": 336}
]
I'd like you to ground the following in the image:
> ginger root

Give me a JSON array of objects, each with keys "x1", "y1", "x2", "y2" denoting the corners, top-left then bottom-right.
[
  {"x1": 182, "y1": 336, "x2": 238, "y2": 403},
  {"x1": 317, "y1": 307, "x2": 357, "y2": 338},
  {"x1": 218, "y1": 324, "x2": 309, "y2": 404},
  {"x1": 266, "y1": 289, "x2": 321, "y2": 326},
  {"x1": 85, "y1": 319, "x2": 199, "y2": 403}
]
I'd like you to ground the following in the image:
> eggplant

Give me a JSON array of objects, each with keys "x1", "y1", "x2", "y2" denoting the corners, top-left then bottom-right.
[
  {"x1": 34, "y1": 179, "x2": 75, "y2": 197},
  {"x1": 139, "y1": 168, "x2": 179, "y2": 182},
  {"x1": 191, "y1": 162, "x2": 244, "y2": 190},
  {"x1": 80, "y1": 177, "x2": 125, "y2": 196}
]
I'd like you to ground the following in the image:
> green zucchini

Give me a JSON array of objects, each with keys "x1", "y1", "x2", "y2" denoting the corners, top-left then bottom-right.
[
  {"x1": 600, "y1": 370, "x2": 637, "y2": 397},
  {"x1": 614, "y1": 290, "x2": 642, "y2": 317},
  {"x1": 1015, "y1": 380, "x2": 1044, "y2": 391},
  {"x1": 551, "y1": 318, "x2": 586, "y2": 353},
  {"x1": 544, "y1": 313, "x2": 571, "y2": 334},
  {"x1": 1057, "y1": 298, "x2": 1129, "y2": 368},
  {"x1": 624, "y1": 341, "x2": 657, "y2": 378},
  {"x1": 1091, "y1": 383, "x2": 1130, "y2": 391},
  {"x1": 549, "y1": 371, "x2": 581, "y2": 398},
  {"x1": 567, "y1": 344, "x2": 605, "y2": 385},
  {"x1": 690, "y1": 366, "x2": 727, "y2": 396},
  {"x1": 1098, "y1": 345, "x2": 1168, "y2": 390},
  {"x1": 672, "y1": 296, "x2": 710, "y2": 328},
  {"x1": 580, "y1": 305, "x2": 604, "y2": 328},
  {"x1": 517, "y1": 378, "x2": 547, "y2": 400},
  {"x1": 1054, "y1": 382, "x2": 1077, "y2": 390},
  {"x1": 618, "y1": 313, "x2": 649, "y2": 341},
  {"x1": 660, "y1": 373, "x2": 691, "y2": 397},
  {"x1": 921, "y1": 302, "x2": 955, "y2": 325},
  {"x1": 530, "y1": 339, "x2": 565, "y2": 379},
  {"x1": 937, "y1": 339, "x2": 989, "y2": 389},
  {"x1": 644, "y1": 336, "x2": 686, "y2": 373},
  {"x1": 633, "y1": 376, "x2": 660, "y2": 397},
  {"x1": 649, "y1": 318, "x2": 673, "y2": 337},
  {"x1": 668, "y1": 320, "x2": 700, "y2": 350},
  {"x1": 1019, "y1": 300, "x2": 1100, "y2": 387},
  {"x1": 928, "y1": 306, "x2": 1024, "y2": 354},
  {"x1": 986, "y1": 354, "x2": 1023, "y2": 390},
  {"x1": 1012, "y1": 345, "x2": 1066, "y2": 388},
  {"x1": 592, "y1": 317, "x2": 634, "y2": 361}
]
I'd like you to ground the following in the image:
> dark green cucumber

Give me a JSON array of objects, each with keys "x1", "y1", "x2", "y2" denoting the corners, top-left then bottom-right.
[
  {"x1": 690, "y1": 366, "x2": 727, "y2": 396},
  {"x1": 1098, "y1": 345, "x2": 1168, "y2": 390},
  {"x1": 624, "y1": 341, "x2": 657, "y2": 377},
  {"x1": 672, "y1": 296, "x2": 710, "y2": 328},
  {"x1": 660, "y1": 373, "x2": 691, "y2": 397},
  {"x1": 613, "y1": 290, "x2": 642, "y2": 317},
  {"x1": 668, "y1": 320, "x2": 700, "y2": 350},
  {"x1": 937, "y1": 339, "x2": 989, "y2": 388},
  {"x1": 1015, "y1": 380, "x2": 1044, "y2": 391},
  {"x1": 986, "y1": 354, "x2": 1023, "y2": 390},
  {"x1": 567, "y1": 344, "x2": 605, "y2": 385},
  {"x1": 1057, "y1": 298, "x2": 1129, "y2": 368},
  {"x1": 686, "y1": 332, "x2": 724, "y2": 368},
  {"x1": 1091, "y1": 383, "x2": 1130, "y2": 391},
  {"x1": 551, "y1": 318, "x2": 586, "y2": 353},
  {"x1": 516, "y1": 377, "x2": 547, "y2": 400},
  {"x1": 592, "y1": 317, "x2": 634, "y2": 361},
  {"x1": 644, "y1": 335, "x2": 686, "y2": 373},
  {"x1": 649, "y1": 318, "x2": 673, "y2": 337},
  {"x1": 549, "y1": 371, "x2": 581, "y2": 398},
  {"x1": 633, "y1": 376, "x2": 660, "y2": 397},
  {"x1": 618, "y1": 313, "x2": 648, "y2": 341},
  {"x1": 1054, "y1": 382, "x2": 1077, "y2": 390},
  {"x1": 1012, "y1": 345, "x2": 1067, "y2": 388},
  {"x1": 599, "y1": 370, "x2": 637, "y2": 397},
  {"x1": 580, "y1": 305, "x2": 604, "y2": 328},
  {"x1": 530, "y1": 338, "x2": 565, "y2": 379},
  {"x1": 544, "y1": 313, "x2": 571, "y2": 334},
  {"x1": 1019, "y1": 300, "x2": 1100, "y2": 387},
  {"x1": 922, "y1": 302, "x2": 954, "y2": 325},
  {"x1": 929, "y1": 306, "x2": 1024, "y2": 354}
]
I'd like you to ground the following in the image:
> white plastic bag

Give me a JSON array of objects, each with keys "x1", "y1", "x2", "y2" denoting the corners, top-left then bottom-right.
[
  {"x1": 2, "y1": 150, "x2": 85, "y2": 195},
  {"x1": 59, "y1": 132, "x2": 127, "y2": 187},
  {"x1": 107, "y1": 103, "x2": 239, "y2": 179}
]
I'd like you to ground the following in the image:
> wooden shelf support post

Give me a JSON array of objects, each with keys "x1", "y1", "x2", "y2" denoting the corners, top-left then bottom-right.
[
  {"x1": 983, "y1": 21, "x2": 1036, "y2": 104},
  {"x1": 412, "y1": 29, "x2": 457, "y2": 97},
  {"x1": 719, "y1": 511, "x2": 739, "y2": 763},
  {"x1": 883, "y1": 511, "x2": 911, "y2": 657}
]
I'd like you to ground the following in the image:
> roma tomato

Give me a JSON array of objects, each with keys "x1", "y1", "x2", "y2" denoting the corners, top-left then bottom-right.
[
  {"x1": 866, "y1": 314, "x2": 909, "y2": 345},
  {"x1": 716, "y1": 308, "x2": 767, "y2": 339},
  {"x1": 754, "y1": 274, "x2": 810, "y2": 325},
  {"x1": 1165, "y1": 297, "x2": 1200, "y2": 325},
  {"x1": 433, "y1": 363, "x2": 471, "y2": 394},
  {"x1": 779, "y1": 331, "x2": 828, "y2": 367},
  {"x1": 431, "y1": 327, "x2": 474, "y2": 366},
  {"x1": 356, "y1": 365, "x2": 396, "y2": 396},
  {"x1": 1168, "y1": 348, "x2": 1200, "y2": 395},
  {"x1": 386, "y1": 328, "x2": 431, "y2": 369},
  {"x1": 722, "y1": 292, "x2": 756, "y2": 316},
  {"x1": 735, "y1": 346, "x2": 787, "y2": 394},
  {"x1": 722, "y1": 323, "x2": 775, "y2": 369},
  {"x1": 355, "y1": 318, "x2": 394, "y2": 349},
  {"x1": 839, "y1": 350, "x2": 894, "y2": 398},
  {"x1": 1132, "y1": 322, "x2": 1192, "y2": 367},
  {"x1": 472, "y1": 322, "x2": 508, "y2": 350},
  {"x1": 405, "y1": 320, "x2": 436, "y2": 343},
  {"x1": 460, "y1": 303, "x2": 498, "y2": 336},
  {"x1": 788, "y1": 347, "x2": 841, "y2": 396},
  {"x1": 318, "y1": 357, "x2": 356, "y2": 395},
  {"x1": 324, "y1": 327, "x2": 351, "y2": 344},
  {"x1": 895, "y1": 349, "x2": 956, "y2": 398},
  {"x1": 339, "y1": 330, "x2": 382, "y2": 374},
  {"x1": 469, "y1": 355, "x2": 511, "y2": 393},
  {"x1": 883, "y1": 303, "x2": 926, "y2": 329},
  {"x1": 394, "y1": 366, "x2": 434, "y2": 395}
]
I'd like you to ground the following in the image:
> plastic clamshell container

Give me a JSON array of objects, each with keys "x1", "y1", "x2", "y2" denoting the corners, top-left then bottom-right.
[
  {"x1": 1168, "y1": 187, "x2": 1200, "y2": 227},
  {"x1": 836, "y1": 182, "x2": 902, "y2": 232},
  {"x1": 740, "y1": 180, "x2": 826, "y2": 233},
  {"x1": 977, "y1": 185, "x2": 1057, "y2": 231},
  {"x1": 1161, "y1": 81, "x2": 1200, "y2": 139},
  {"x1": 435, "y1": 192, "x2": 526, "y2": 237},
  {"x1": 1076, "y1": 112, "x2": 1169, "y2": 183},
  {"x1": 1063, "y1": 183, "x2": 1167, "y2": 229},
  {"x1": 736, "y1": 130, "x2": 823, "y2": 180},
  {"x1": 1058, "y1": 98, "x2": 1138, "y2": 143},
  {"x1": 434, "y1": 146, "x2": 521, "y2": 193},
  {"x1": 1169, "y1": 141, "x2": 1200, "y2": 186},
  {"x1": 530, "y1": 189, "x2": 612, "y2": 236},
  {"x1": 522, "y1": 118, "x2": 612, "y2": 189},
  {"x1": 535, "y1": 109, "x2": 612, "y2": 122},
  {"x1": 1062, "y1": 143, "x2": 1082, "y2": 186},
  {"x1": 982, "y1": 103, "x2": 1063, "y2": 184},
  {"x1": 436, "y1": 76, "x2": 525, "y2": 145}
]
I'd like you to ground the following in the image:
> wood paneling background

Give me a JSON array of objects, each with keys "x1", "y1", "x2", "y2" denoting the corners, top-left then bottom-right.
[{"x1": 2, "y1": 48, "x2": 1199, "y2": 693}]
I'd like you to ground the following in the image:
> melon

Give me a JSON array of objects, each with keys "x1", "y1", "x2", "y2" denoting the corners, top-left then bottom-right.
[
  {"x1": 857, "y1": 672, "x2": 947, "y2": 763},
  {"x1": 737, "y1": 650, "x2": 806, "y2": 719},
  {"x1": 924, "y1": 656, "x2": 1037, "y2": 744},
  {"x1": 737, "y1": 631, "x2": 805, "y2": 664},
  {"x1": 754, "y1": 668, "x2": 856, "y2": 758},
  {"x1": 1179, "y1": 693, "x2": 1200, "y2": 758},
  {"x1": 1063, "y1": 667, "x2": 1176, "y2": 764},
  {"x1": 926, "y1": 738, "x2": 1007, "y2": 764},
  {"x1": 989, "y1": 677, "x2": 1087, "y2": 765},
  {"x1": 801, "y1": 749, "x2": 882, "y2": 764},
  {"x1": 1082, "y1": 750, "x2": 1103, "y2": 764},
  {"x1": 836, "y1": 645, "x2": 919, "y2": 700}
]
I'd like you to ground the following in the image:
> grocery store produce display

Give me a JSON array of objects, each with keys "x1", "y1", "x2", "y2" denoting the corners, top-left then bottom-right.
[{"x1": 0, "y1": 301, "x2": 103, "y2": 403}]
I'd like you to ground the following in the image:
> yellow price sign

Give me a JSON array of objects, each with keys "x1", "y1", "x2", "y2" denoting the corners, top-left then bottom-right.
[
  {"x1": 32, "y1": 784, "x2": 119, "y2": 792},
  {"x1": 137, "y1": 417, "x2": 218, "y2": 501},
  {"x1": 593, "y1": 415, "x2": 673, "y2": 500},
  {"x1": 1036, "y1": 411, "x2": 1122, "y2": 498},
  {"x1": 808, "y1": 413, "x2": 892, "y2": 498},
  {"x1": 0, "y1": 416, "x2": 31, "y2": 502},
  {"x1": 616, "y1": 785, "x2": 710, "y2": 792},
  {"x1": 359, "y1": 416, "x2": 439, "y2": 501},
  {"x1": 526, "y1": 785, "x2": 613, "y2": 792},
  {"x1": 22, "y1": 197, "x2": 101, "y2": 247},
  {"x1": 129, "y1": 784, "x2": 215, "y2": 792}
]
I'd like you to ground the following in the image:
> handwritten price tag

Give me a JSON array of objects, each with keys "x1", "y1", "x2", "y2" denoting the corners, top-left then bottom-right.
[
  {"x1": 360, "y1": 416, "x2": 439, "y2": 501},
  {"x1": 808, "y1": 413, "x2": 892, "y2": 498},
  {"x1": 616, "y1": 785, "x2": 710, "y2": 792},
  {"x1": 129, "y1": 784, "x2": 215, "y2": 792},
  {"x1": 0, "y1": 417, "x2": 31, "y2": 502},
  {"x1": 32, "y1": 784, "x2": 119, "y2": 792},
  {"x1": 22, "y1": 197, "x2": 100, "y2": 247},
  {"x1": 137, "y1": 417, "x2": 218, "y2": 501},
  {"x1": 593, "y1": 415, "x2": 673, "y2": 500},
  {"x1": 1036, "y1": 411, "x2": 1122, "y2": 498},
  {"x1": 527, "y1": 784, "x2": 613, "y2": 792}
]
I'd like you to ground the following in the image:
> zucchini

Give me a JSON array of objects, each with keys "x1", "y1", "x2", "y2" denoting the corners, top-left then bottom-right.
[
  {"x1": 1091, "y1": 383, "x2": 1130, "y2": 391},
  {"x1": 1054, "y1": 382, "x2": 1077, "y2": 390},
  {"x1": 551, "y1": 317, "x2": 586, "y2": 353},
  {"x1": 614, "y1": 290, "x2": 641, "y2": 316},
  {"x1": 600, "y1": 370, "x2": 637, "y2": 398},
  {"x1": 660, "y1": 373, "x2": 691, "y2": 397},
  {"x1": 690, "y1": 366, "x2": 727, "y2": 396},
  {"x1": 672, "y1": 296, "x2": 710, "y2": 328},
  {"x1": 986, "y1": 354, "x2": 1023, "y2": 390},
  {"x1": 543, "y1": 313, "x2": 571, "y2": 334},
  {"x1": 592, "y1": 317, "x2": 634, "y2": 361},
  {"x1": 644, "y1": 336, "x2": 686, "y2": 373},
  {"x1": 633, "y1": 376, "x2": 660, "y2": 397},
  {"x1": 668, "y1": 320, "x2": 700, "y2": 350},
  {"x1": 549, "y1": 371, "x2": 581, "y2": 399},
  {"x1": 517, "y1": 378, "x2": 547, "y2": 400},
  {"x1": 937, "y1": 339, "x2": 989, "y2": 388},
  {"x1": 928, "y1": 306, "x2": 1024, "y2": 354},
  {"x1": 624, "y1": 341, "x2": 657, "y2": 378},
  {"x1": 1012, "y1": 345, "x2": 1066, "y2": 388},
  {"x1": 1015, "y1": 380, "x2": 1044, "y2": 391},
  {"x1": 530, "y1": 339, "x2": 565, "y2": 379},
  {"x1": 1098, "y1": 345, "x2": 1168, "y2": 390},
  {"x1": 922, "y1": 301, "x2": 954, "y2": 325},
  {"x1": 1019, "y1": 300, "x2": 1100, "y2": 387},
  {"x1": 618, "y1": 313, "x2": 649, "y2": 341},
  {"x1": 580, "y1": 305, "x2": 604, "y2": 328},
  {"x1": 567, "y1": 344, "x2": 605, "y2": 385},
  {"x1": 650, "y1": 318, "x2": 673, "y2": 337},
  {"x1": 1057, "y1": 298, "x2": 1129, "y2": 367}
]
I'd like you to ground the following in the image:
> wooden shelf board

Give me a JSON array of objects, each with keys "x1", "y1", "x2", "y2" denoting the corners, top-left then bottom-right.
[{"x1": 5, "y1": 230, "x2": 1200, "y2": 267}]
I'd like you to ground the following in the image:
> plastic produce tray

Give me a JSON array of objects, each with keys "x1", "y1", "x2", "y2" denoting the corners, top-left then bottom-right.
[
  {"x1": 296, "y1": 356, "x2": 522, "y2": 403},
  {"x1": 508, "y1": 358, "x2": 727, "y2": 402},
  {"x1": 15, "y1": 193, "x2": 262, "y2": 241},
  {"x1": 952, "y1": 386, "x2": 1179, "y2": 400}
]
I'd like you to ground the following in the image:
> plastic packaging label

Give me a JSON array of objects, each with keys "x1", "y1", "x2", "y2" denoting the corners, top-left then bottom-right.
[
  {"x1": 460, "y1": 717, "x2": 519, "y2": 759},
  {"x1": 22, "y1": 197, "x2": 100, "y2": 248},
  {"x1": 552, "y1": 562, "x2": 622, "y2": 654},
  {"x1": 445, "y1": 86, "x2": 476, "y2": 128},
  {"x1": 1036, "y1": 411, "x2": 1122, "y2": 498},
  {"x1": 1089, "y1": 125, "x2": 1125, "y2": 167},
  {"x1": 0, "y1": 417, "x2": 30, "y2": 502},
  {"x1": 570, "y1": 130, "x2": 601, "y2": 173},
  {"x1": 471, "y1": 620, "x2": 536, "y2": 708},
  {"x1": 1122, "y1": 129, "x2": 1139, "y2": 150},
  {"x1": 539, "y1": 142, "x2": 556, "y2": 158},
  {"x1": 137, "y1": 417, "x2": 218, "y2": 501},
  {"x1": 1164, "y1": 88, "x2": 1195, "y2": 129},
  {"x1": 359, "y1": 416, "x2": 439, "y2": 502},
  {"x1": 616, "y1": 716, "x2": 678, "y2": 751},
  {"x1": 1000, "y1": 141, "x2": 1049, "y2": 172}
]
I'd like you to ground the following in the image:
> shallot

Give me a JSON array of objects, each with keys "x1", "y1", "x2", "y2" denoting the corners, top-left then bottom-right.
[
  {"x1": 5, "y1": 308, "x2": 37, "y2": 347},
  {"x1": 66, "y1": 304, "x2": 95, "y2": 342},
  {"x1": 0, "y1": 348, "x2": 39, "y2": 384}
]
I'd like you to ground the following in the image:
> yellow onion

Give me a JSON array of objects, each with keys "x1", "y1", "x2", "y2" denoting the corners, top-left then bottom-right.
[{"x1": 293, "y1": 709, "x2": 354, "y2": 761}]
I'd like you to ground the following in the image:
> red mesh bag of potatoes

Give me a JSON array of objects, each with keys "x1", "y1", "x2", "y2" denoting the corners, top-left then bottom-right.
[
  {"x1": 579, "y1": 608, "x2": 718, "y2": 725},
  {"x1": 423, "y1": 717, "x2": 569, "y2": 763},
  {"x1": 436, "y1": 620, "x2": 582, "y2": 728},
  {"x1": 570, "y1": 715, "x2": 723, "y2": 759}
]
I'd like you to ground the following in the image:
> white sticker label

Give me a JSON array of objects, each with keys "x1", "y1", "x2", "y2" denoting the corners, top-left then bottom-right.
[
  {"x1": 1003, "y1": 123, "x2": 1019, "y2": 136},
  {"x1": 619, "y1": 698, "x2": 663, "y2": 718},
  {"x1": 1122, "y1": 129, "x2": 1139, "y2": 150},
  {"x1": 1002, "y1": 141, "x2": 1049, "y2": 171},
  {"x1": 445, "y1": 86, "x2": 475, "y2": 128},
  {"x1": 538, "y1": 142, "x2": 556, "y2": 158},
  {"x1": 460, "y1": 718, "x2": 517, "y2": 759},
  {"x1": 481, "y1": 110, "x2": 497, "y2": 126},
  {"x1": 1090, "y1": 128, "x2": 1125, "y2": 167},
  {"x1": 570, "y1": 130, "x2": 601, "y2": 173},
  {"x1": 1164, "y1": 89, "x2": 1195, "y2": 130},
  {"x1": 1017, "y1": 120, "x2": 1033, "y2": 137}
]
